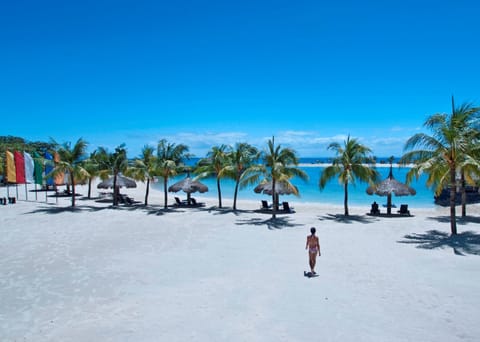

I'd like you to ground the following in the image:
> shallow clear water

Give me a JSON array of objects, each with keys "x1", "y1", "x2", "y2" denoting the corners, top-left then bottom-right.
[{"x1": 152, "y1": 165, "x2": 436, "y2": 208}]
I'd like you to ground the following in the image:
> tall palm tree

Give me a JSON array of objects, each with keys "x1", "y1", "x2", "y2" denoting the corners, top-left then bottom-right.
[
  {"x1": 401, "y1": 98, "x2": 480, "y2": 235},
  {"x1": 48, "y1": 138, "x2": 89, "y2": 207},
  {"x1": 261, "y1": 137, "x2": 308, "y2": 219},
  {"x1": 320, "y1": 135, "x2": 378, "y2": 216},
  {"x1": 222, "y1": 142, "x2": 261, "y2": 211},
  {"x1": 82, "y1": 151, "x2": 100, "y2": 199},
  {"x1": 96, "y1": 144, "x2": 129, "y2": 206},
  {"x1": 128, "y1": 145, "x2": 157, "y2": 205},
  {"x1": 195, "y1": 144, "x2": 230, "y2": 208},
  {"x1": 156, "y1": 139, "x2": 190, "y2": 209}
]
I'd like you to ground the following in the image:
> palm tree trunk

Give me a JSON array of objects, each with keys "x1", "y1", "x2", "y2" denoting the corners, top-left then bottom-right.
[
  {"x1": 449, "y1": 165, "x2": 457, "y2": 235},
  {"x1": 71, "y1": 174, "x2": 76, "y2": 207},
  {"x1": 87, "y1": 178, "x2": 92, "y2": 199},
  {"x1": 461, "y1": 171, "x2": 466, "y2": 217},
  {"x1": 145, "y1": 178, "x2": 150, "y2": 206},
  {"x1": 163, "y1": 177, "x2": 168, "y2": 209},
  {"x1": 272, "y1": 179, "x2": 277, "y2": 219},
  {"x1": 343, "y1": 182, "x2": 349, "y2": 216},
  {"x1": 233, "y1": 178, "x2": 240, "y2": 210},
  {"x1": 113, "y1": 173, "x2": 118, "y2": 206},
  {"x1": 217, "y1": 178, "x2": 222, "y2": 208}
]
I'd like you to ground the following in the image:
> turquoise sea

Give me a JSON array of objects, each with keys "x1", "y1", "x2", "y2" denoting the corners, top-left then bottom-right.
[{"x1": 152, "y1": 158, "x2": 436, "y2": 208}]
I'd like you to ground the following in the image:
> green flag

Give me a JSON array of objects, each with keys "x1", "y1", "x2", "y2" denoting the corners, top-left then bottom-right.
[{"x1": 33, "y1": 152, "x2": 44, "y2": 185}]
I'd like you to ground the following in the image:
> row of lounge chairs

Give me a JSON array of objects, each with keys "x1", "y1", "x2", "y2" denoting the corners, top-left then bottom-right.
[
  {"x1": 369, "y1": 202, "x2": 411, "y2": 216},
  {"x1": 261, "y1": 200, "x2": 294, "y2": 213},
  {"x1": 174, "y1": 197, "x2": 205, "y2": 207}
]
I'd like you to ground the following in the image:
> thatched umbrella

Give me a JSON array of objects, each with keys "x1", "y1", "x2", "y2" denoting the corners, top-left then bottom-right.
[
  {"x1": 168, "y1": 176, "x2": 208, "y2": 203},
  {"x1": 254, "y1": 180, "x2": 299, "y2": 208},
  {"x1": 97, "y1": 174, "x2": 137, "y2": 189},
  {"x1": 366, "y1": 165, "x2": 416, "y2": 214}
]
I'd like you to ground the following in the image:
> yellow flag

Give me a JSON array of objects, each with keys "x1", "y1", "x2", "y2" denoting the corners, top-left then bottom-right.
[{"x1": 6, "y1": 150, "x2": 16, "y2": 183}]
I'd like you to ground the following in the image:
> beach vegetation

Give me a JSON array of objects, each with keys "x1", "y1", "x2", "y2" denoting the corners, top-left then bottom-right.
[
  {"x1": 261, "y1": 137, "x2": 308, "y2": 219},
  {"x1": 128, "y1": 145, "x2": 157, "y2": 206},
  {"x1": 195, "y1": 144, "x2": 230, "y2": 208},
  {"x1": 81, "y1": 151, "x2": 101, "y2": 199},
  {"x1": 222, "y1": 142, "x2": 261, "y2": 211},
  {"x1": 155, "y1": 139, "x2": 191, "y2": 209},
  {"x1": 48, "y1": 138, "x2": 90, "y2": 207},
  {"x1": 319, "y1": 135, "x2": 378, "y2": 216},
  {"x1": 402, "y1": 98, "x2": 480, "y2": 235},
  {"x1": 96, "y1": 144, "x2": 129, "y2": 206}
]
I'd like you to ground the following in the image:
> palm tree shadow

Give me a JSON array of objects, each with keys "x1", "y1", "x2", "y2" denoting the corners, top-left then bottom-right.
[
  {"x1": 398, "y1": 230, "x2": 480, "y2": 256},
  {"x1": 26, "y1": 204, "x2": 109, "y2": 214},
  {"x1": 236, "y1": 216, "x2": 303, "y2": 230},
  {"x1": 427, "y1": 215, "x2": 480, "y2": 225},
  {"x1": 318, "y1": 213, "x2": 375, "y2": 224}
]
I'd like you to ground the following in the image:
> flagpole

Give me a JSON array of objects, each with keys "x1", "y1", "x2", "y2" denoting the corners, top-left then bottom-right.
[
  {"x1": 25, "y1": 184, "x2": 28, "y2": 201},
  {"x1": 16, "y1": 184, "x2": 18, "y2": 201}
]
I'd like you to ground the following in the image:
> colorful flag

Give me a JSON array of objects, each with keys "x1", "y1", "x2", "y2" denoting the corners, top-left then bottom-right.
[
  {"x1": 54, "y1": 152, "x2": 65, "y2": 186},
  {"x1": 33, "y1": 152, "x2": 44, "y2": 185},
  {"x1": 44, "y1": 152, "x2": 54, "y2": 186},
  {"x1": 14, "y1": 151, "x2": 26, "y2": 184},
  {"x1": 6, "y1": 150, "x2": 16, "y2": 183},
  {"x1": 24, "y1": 152, "x2": 35, "y2": 184}
]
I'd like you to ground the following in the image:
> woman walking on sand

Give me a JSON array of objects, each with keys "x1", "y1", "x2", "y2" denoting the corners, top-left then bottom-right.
[{"x1": 306, "y1": 227, "x2": 321, "y2": 274}]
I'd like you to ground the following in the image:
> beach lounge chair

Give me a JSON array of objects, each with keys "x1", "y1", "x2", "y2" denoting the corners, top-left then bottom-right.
[
  {"x1": 282, "y1": 201, "x2": 293, "y2": 213},
  {"x1": 261, "y1": 200, "x2": 271, "y2": 210},
  {"x1": 175, "y1": 197, "x2": 187, "y2": 206},
  {"x1": 398, "y1": 204, "x2": 410, "y2": 215},
  {"x1": 370, "y1": 202, "x2": 380, "y2": 215}
]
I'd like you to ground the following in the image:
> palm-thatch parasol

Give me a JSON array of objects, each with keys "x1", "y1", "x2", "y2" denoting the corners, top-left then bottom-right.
[
  {"x1": 254, "y1": 180, "x2": 299, "y2": 196},
  {"x1": 168, "y1": 176, "x2": 208, "y2": 203},
  {"x1": 97, "y1": 174, "x2": 137, "y2": 189},
  {"x1": 254, "y1": 179, "x2": 299, "y2": 209},
  {"x1": 366, "y1": 165, "x2": 416, "y2": 214}
]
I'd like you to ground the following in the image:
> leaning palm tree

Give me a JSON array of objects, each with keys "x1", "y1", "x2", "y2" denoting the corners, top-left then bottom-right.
[
  {"x1": 320, "y1": 135, "x2": 378, "y2": 216},
  {"x1": 96, "y1": 144, "x2": 129, "y2": 206},
  {"x1": 221, "y1": 142, "x2": 261, "y2": 211},
  {"x1": 401, "y1": 98, "x2": 480, "y2": 235},
  {"x1": 48, "y1": 138, "x2": 89, "y2": 207},
  {"x1": 261, "y1": 137, "x2": 308, "y2": 219},
  {"x1": 128, "y1": 145, "x2": 157, "y2": 206},
  {"x1": 195, "y1": 144, "x2": 230, "y2": 208},
  {"x1": 156, "y1": 139, "x2": 190, "y2": 209}
]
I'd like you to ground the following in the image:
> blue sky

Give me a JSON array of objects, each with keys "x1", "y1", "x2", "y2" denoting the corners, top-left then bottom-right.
[{"x1": 1, "y1": 0, "x2": 479, "y2": 158}]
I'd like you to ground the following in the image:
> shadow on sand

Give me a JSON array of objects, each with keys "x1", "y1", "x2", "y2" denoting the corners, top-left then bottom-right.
[
  {"x1": 317, "y1": 213, "x2": 376, "y2": 224},
  {"x1": 235, "y1": 216, "x2": 303, "y2": 230},
  {"x1": 398, "y1": 230, "x2": 480, "y2": 256}
]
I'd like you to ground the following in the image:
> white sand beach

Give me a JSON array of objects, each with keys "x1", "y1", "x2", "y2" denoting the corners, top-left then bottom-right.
[{"x1": 1, "y1": 182, "x2": 479, "y2": 341}]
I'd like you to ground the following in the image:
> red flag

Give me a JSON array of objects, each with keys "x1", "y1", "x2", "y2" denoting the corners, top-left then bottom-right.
[{"x1": 14, "y1": 151, "x2": 26, "y2": 184}]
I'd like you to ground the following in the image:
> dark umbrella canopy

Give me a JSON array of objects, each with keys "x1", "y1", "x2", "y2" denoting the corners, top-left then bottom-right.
[
  {"x1": 97, "y1": 174, "x2": 137, "y2": 189},
  {"x1": 366, "y1": 166, "x2": 416, "y2": 214},
  {"x1": 168, "y1": 177, "x2": 208, "y2": 194}
]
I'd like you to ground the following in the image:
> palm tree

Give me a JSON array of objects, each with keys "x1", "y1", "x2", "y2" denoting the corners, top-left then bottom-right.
[
  {"x1": 261, "y1": 137, "x2": 308, "y2": 219},
  {"x1": 320, "y1": 135, "x2": 378, "y2": 216},
  {"x1": 48, "y1": 138, "x2": 89, "y2": 207},
  {"x1": 195, "y1": 144, "x2": 230, "y2": 208},
  {"x1": 82, "y1": 151, "x2": 100, "y2": 199},
  {"x1": 156, "y1": 139, "x2": 190, "y2": 209},
  {"x1": 96, "y1": 144, "x2": 129, "y2": 206},
  {"x1": 222, "y1": 143, "x2": 261, "y2": 211},
  {"x1": 128, "y1": 145, "x2": 157, "y2": 205},
  {"x1": 401, "y1": 98, "x2": 480, "y2": 235}
]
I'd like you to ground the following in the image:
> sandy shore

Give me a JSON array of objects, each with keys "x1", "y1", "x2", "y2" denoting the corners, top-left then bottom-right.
[{"x1": 1, "y1": 182, "x2": 479, "y2": 341}]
